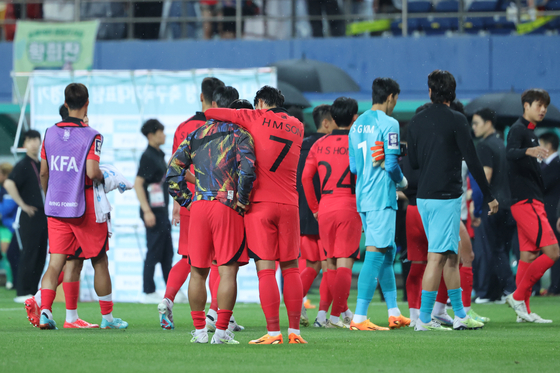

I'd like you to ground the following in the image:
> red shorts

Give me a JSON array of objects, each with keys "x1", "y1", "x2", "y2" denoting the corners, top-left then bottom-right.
[
  {"x1": 48, "y1": 212, "x2": 109, "y2": 259},
  {"x1": 511, "y1": 199, "x2": 558, "y2": 252},
  {"x1": 178, "y1": 213, "x2": 190, "y2": 256},
  {"x1": 300, "y1": 235, "x2": 326, "y2": 262},
  {"x1": 318, "y1": 210, "x2": 361, "y2": 259},
  {"x1": 188, "y1": 200, "x2": 247, "y2": 268},
  {"x1": 406, "y1": 205, "x2": 428, "y2": 262},
  {"x1": 245, "y1": 202, "x2": 299, "y2": 262}
]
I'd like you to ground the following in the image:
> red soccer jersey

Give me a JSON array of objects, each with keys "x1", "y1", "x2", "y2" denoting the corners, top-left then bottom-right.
[
  {"x1": 204, "y1": 107, "x2": 304, "y2": 206},
  {"x1": 302, "y1": 129, "x2": 356, "y2": 214},
  {"x1": 173, "y1": 112, "x2": 207, "y2": 216}
]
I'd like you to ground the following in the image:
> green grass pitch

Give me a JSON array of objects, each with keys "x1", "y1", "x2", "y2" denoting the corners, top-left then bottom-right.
[{"x1": 1, "y1": 287, "x2": 560, "y2": 373}]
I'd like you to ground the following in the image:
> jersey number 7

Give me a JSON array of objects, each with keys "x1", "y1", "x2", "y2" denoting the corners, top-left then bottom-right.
[{"x1": 269, "y1": 135, "x2": 293, "y2": 172}]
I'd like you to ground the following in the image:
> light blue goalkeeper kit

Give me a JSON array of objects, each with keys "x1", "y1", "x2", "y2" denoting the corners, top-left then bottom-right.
[{"x1": 348, "y1": 109, "x2": 405, "y2": 320}]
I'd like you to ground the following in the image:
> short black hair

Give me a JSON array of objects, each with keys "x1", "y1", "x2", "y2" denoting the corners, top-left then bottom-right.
[
  {"x1": 23, "y1": 130, "x2": 41, "y2": 142},
  {"x1": 229, "y1": 99, "x2": 253, "y2": 110},
  {"x1": 212, "y1": 86, "x2": 239, "y2": 108},
  {"x1": 415, "y1": 102, "x2": 432, "y2": 114},
  {"x1": 474, "y1": 108, "x2": 496, "y2": 126},
  {"x1": 202, "y1": 77, "x2": 225, "y2": 104},
  {"x1": 64, "y1": 83, "x2": 89, "y2": 110},
  {"x1": 522, "y1": 89, "x2": 551, "y2": 111},
  {"x1": 372, "y1": 78, "x2": 400, "y2": 105},
  {"x1": 312, "y1": 104, "x2": 332, "y2": 130},
  {"x1": 59, "y1": 104, "x2": 69, "y2": 120},
  {"x1": 428, "y1": 70, "x2": 456, "y2": 104},
  {"x1": 254, "y1": 85, "x2": 284, "y2": 108},
  {"x1": 331, "y1": 97, "x2": 358, "y2": 128},
  {"x1": 141, "y1": 119, "x2": 164, "y2": 137},
  {"x1": 539, "y1": 132, "x2": 559, "y2": 152},
  {"x1": 449, "y1": 100, "x2": 465, "y2": 115}
]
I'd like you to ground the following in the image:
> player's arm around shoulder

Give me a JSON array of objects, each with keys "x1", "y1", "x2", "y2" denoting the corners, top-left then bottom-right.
[
  {"x1": 166, "y1": 134, "x2": 194, "y2": 208},
  {"x1": 206, "y1": 108, "x2": 256, "y2": 131},
  {"x1": 235, "y1": 127, "x2": 256, "y2": 208}
]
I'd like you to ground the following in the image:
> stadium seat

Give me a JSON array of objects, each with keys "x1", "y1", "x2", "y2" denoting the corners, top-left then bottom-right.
[
  {"x1": 545, "y1": 17, "x2": 560, "y2": 30},
  {"x1": 390, "y1": 18, "x2": 421, "y2": 34},
  {"x1": 545, "y1": 0, "x2": 560, "y2": 9},
  {"x1": 435, "y1": 0, "x2": 459, "y2": 12},
  {"x1": 421, "y1": 17, "x2": 459, "y2": 34},
  {"x1": 407, "y1": 1, "x2": 433, "y2": 12},
  {"x1": 468, "y1": 1, "x2": 498, "y2": 11},
  {"x1": 500, "y1": 0, "x2": 527, "y2": 10},
  {"x1": 464, "y1": 17, "x2": 485, "y2": 33}
]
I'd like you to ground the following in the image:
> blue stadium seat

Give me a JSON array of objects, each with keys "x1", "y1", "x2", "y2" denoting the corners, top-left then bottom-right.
[
  {"x1": 545, "y1": 17, "x2": 560, "y2": 30},
  {"x1": 390, "y1": 18, "x2": 421, "y2": 34},
  {"x1": 407, "y1": 1, "x2": 433, "y2": 12},
  {"x1": 464, "y1": 17, "x2": 485, "y2": 33},
  {"x1": 490, "y1": 16, "x2": 516, "y2": 32},
  {"x1": 435, "y1": 1, "x2": 459, "y2": 12},
  {"x1": 468, "y1": 1, "x2": 498, "y2": 11},
  {"x1": 499, "y1": 0, "x2": 527, "y2": 10},
  {"x1": 545, "y1": 0, "x2": 560, "y2": 10}
]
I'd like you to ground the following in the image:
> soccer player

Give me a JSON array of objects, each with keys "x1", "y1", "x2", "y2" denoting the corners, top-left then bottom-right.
[
  {"x1": 407, "y1": 70, "x2": 497, "y2": 331},
  {"x1": 296, "y1": 104, "x2": 337, "y2": 328},
  {"x1": 158, "y1": 77, "x2": 224, "y2": 329},
  {"x1": 205, "y1": 86, "x2": 307, "y2": 344},
  {"x1": 348, "y1": 78, "x2": 409, "y2": 331},
  {"x1": 38, "y1": 83, "x2": 127, "y2": 330},
  {"x1": 302, "y1": 97, "x2": 360, "y2": 329},
  {"x1": 505, "y1": 88, "x2": 559, "y2": 322},
  {"x1": 166, "y1": 87, "x2": 256, "y2": 344}
]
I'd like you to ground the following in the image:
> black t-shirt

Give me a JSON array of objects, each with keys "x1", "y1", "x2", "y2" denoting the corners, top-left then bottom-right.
[
  {"x1": 476, "y1": 133, "x2": 511, "y2": 209},
  {"x1": 506, "y1": 117, "x2": 545, "y2": 204},
  {"x1": 137, "y1": 145, "x2": 169, "y2": 214},
  {"x1": 8, "y1": 155, "x2": 44, "y2": 210},
  {"x1": 297, "y1": 132, "x2": 325, "y2": 235}
]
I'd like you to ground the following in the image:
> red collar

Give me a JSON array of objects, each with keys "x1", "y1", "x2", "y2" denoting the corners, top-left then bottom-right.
[{"x1": 528, "y1": 122, "x2": 536, "y2": 130}]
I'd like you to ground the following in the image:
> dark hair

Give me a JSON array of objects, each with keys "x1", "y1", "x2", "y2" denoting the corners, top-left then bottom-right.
[
  {"x1": 59, "y1": 104, "x2": 69, "y2": 120},
  {"x1": 201, "y1": 77, "x2": 225, "y2": 103},
  {"x1": 428, "y1": 70, "x2": 456, "y2": 104},
  {"x1": 229, "y1": 99, "x2": 253, "y2": 110},
  {"x1": 23, "y1": 130, "x2": 41, "y2": 142},
  {"x1": 312, "y1": 104, "x2": 331, "y2": 130},
  {"x1": 64, "y1": 83, "x2": 89, "y2": 110},
  {"x1": 254, "y1": 85, "x2": 284, "y2": 108},
  {"x1": 539, "y1": 132, "x2": 559, "y2": 152},
  {"x1": 331, "y1": 97, "x2": 358, "y2": 128},
  {"x1": 372, "y1": 78, "x2": 401, "y2": 105},
  {"x1": 287, "y1": 106, "x2": 304, "y2": 123},
  {"x1": 141, "y1": 119, "x2": 164, "y2": 137},
  {"x1": 212, "y1": 86, "x2": 239, "y2": 108},
  {"x1": 474, "y1": 108, "x2": 496, "y2": 126},
  {"x1": 449, "y1": 100, "x2": 465, "y2": 115},
  {"x1": 522, "y1": 89, "x2": 551, "y2": 111},
  {"x1": 415, "y1": 102, "x2": 432, "y2": 114}
]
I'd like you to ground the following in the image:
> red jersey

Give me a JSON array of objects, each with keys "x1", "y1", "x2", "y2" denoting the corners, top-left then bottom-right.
[
  {"x1": 205, "y1": 107, "x2": 303, "y2": 206},
  {"x1": 173, "y1": 112, "x2": 207, "y2": 216},
  {"x1": 302, "y1": 129, "x2": 356, "y2": 214}
]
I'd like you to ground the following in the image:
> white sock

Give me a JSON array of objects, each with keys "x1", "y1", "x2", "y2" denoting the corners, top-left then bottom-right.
[
  {"x1": 102, "y1": 313, "x2": 114, "y2": 322},
  {"x1": 41, "y1": 309, "x2": 53, "y2": 319},
  {"x1": 288, "y1": 328, "x2": 300, "y2": 335},
  {"x1": 164, "y1": 298, "x2": 173, "y2": 308},
  {"x1": 66, "y1": 309, "x2": 78, "y2": 323},
  {"x1": 195, "y1": 327, "x2": 208, "y2": 335},
  {"x1": 216, "y1": 329, "x2": 227, "y2": 338},
  {"x1": 433, "y1": 301, "x2": 446, "y2": 315},
  {"x1": 330, "y1": 315, "x2": 340, "y2": 324},
  {"x1": 353, "y1": 314, "x2": 367, "y2": 323},
  {"x1": 268, "y1": 330, "x2": 281, "y2": 337},
  {"x1": 409, "y1": 308, "x2": 419, "y2": 321},
  {"x1": 343, "y1": 309, "x2": 352, "y2": 318},
  {"x1": 207, "y1": 309, "x2": 218, "y2": 321},
  {"x1": 98, "y1": 293, "x2": 112, "y2": 302},
  {"x1": 388, "y1": 307, "x2": 401, "y2": 318},
  {"x1": 229, "y1": 315, "x2": 236, "y2": 322},
  {"x1": 35, "y1": 290, "x2": 42, "y2": 307},
  {"x1": 317, "y1": 310, "x2": 327, "y2": 322},
  {"x1": 464, "y1": 306, "x2": 471, "y2": 313}
]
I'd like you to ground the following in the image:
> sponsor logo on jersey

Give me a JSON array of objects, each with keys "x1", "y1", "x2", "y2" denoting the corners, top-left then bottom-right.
[
  {"x1": 388, "y1": 132, "x2": 399, "y2": 150},
  {"x1": 50, "y1": 156, "x2": 79, "y2": 172}
]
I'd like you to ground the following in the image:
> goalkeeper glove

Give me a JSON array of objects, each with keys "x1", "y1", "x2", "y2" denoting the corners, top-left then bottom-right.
[{"x1": 371, "y1": 141, "x2": 385, "y2": 168}]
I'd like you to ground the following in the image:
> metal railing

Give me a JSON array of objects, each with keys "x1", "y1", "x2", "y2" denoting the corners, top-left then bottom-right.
[{"x1": 0, "y1": 0, "x2": 559, "y2": 40}]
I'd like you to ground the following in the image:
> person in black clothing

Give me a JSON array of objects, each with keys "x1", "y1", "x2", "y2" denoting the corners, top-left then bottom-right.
[
  {"x1": 297, "y1": 104, "x2": 336, "y2": 327},
  {"x1": 133, "y1": 1, "x2": 163, "y2": 39},
  {"x1": 407, "y1": 70, "x2": 498, "y2": 331},
  {"x1": 537, "y1": 132, "x2": 560, "y2": 295},
  {"x1": 506, "y1": 89, "x2": 560, "y2": 322},
  {"x1": 471, "y1": 108, "x2": 516, "y2": 302},
  {"x1": 3, "y1": 130, "x2": 48, "y2": 302},
  {"x1": 134, "y1": 119, "x2": 173, "y2": 303},
  {"x1": 306, "y1": 0, "x2": 346, "y2": 37}
]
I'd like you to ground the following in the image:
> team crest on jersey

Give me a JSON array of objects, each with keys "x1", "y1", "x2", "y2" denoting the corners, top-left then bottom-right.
[
  {"x1": 388, "y1": 132, "x2": 399, "y2": 150},
  {"x1": 63, "y1": 129, "x2": 70, "y2": 141},
  {"x1": 94, "y1": 139, "x2": 102, "y2": 155}
]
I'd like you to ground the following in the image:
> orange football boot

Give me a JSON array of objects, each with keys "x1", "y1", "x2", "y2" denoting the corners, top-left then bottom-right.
[
  {"x1": 24, "y1": 297, "x2": 40, "y2": 327},
  {"x1": 63, "y1": 319, "x2": 100, "y2": 328},
  {"x1": 389, "y1": 315, "x2": 411, "y2": 329},
  {"x1": 288, "y1": 333, "x2": 308, "y2": 344},
  {"x1": 349, "y1": 319, "x2": 390, "y2": 331},
  {"x1": 249, "y1": 334, "x2": 284, "y2": 345},
  {"x1": 304, "y1": 299, "x2": 316, "y2": 309}
]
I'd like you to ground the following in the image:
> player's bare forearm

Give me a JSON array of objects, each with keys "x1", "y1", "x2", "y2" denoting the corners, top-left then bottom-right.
[
  {"x1": 134, "y1": 176, "x2": 152, "y2": 213},
  {"x1": 40, "y1": 159, "x2": 49, "y2": 194},
  {"x1": 2, "y1": 179, "x2": 26, "y2": 208},
  {"x1": 86, "y1": 160, "x2": 104, "y2": 183}
]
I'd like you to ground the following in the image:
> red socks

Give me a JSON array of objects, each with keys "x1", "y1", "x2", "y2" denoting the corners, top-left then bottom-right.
[
  {"x1": 514, "y1": 255, "x2": 555, "y2": 312},
  {"x1": 406, "y1": 263, "x2": 426, "y2": 309},
  {"x1": 331, "y1": 267, "x2": 352, "y2": 317},
  {"x1": 63, "y1": 281, "x2": 80, "y2": 310},
  {"x1": 319, "y1": 272, "x2": 333, "y2": 312},
  {"x1": 436, "y1": 273, "x2": 448, "y2": 304},
  {"x1": 57, "y1": 271, "x2": 65, "y2": 286},
  {"x1": 209, "y1": 264, "x2": 220, "y2": 312},
  {"x1": 163, "y1": 258, "x2": 191, "y2": 302},
  {"x1": 460, "y1": 266, "x2": 473, "y2": 307},
  {"x1": 300, "y1": 267, "x2": 318, "y2": 296},
  {"x1": 40, "y1": 289, "x2": 56, "y2": 313},
  {"x1": 191, "y1": 310, "x2": 206, "y2": 330},
  {"x1": 515, "y1": 260, "x2": 531, "y2": 313},
  {"x1": 216, "y1": 309, "x2": 232, "y2": 331},
  {"x1": 258, "y1": 269, "x2": 281, "y2": 331},
  {"x1": 282, "y1": 267, "x2": 304, "y2": 330}
]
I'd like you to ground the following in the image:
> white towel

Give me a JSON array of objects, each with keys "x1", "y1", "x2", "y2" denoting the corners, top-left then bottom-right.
[{"x1": 93, "y1": 165, "x2": 134, "y2": 235}]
